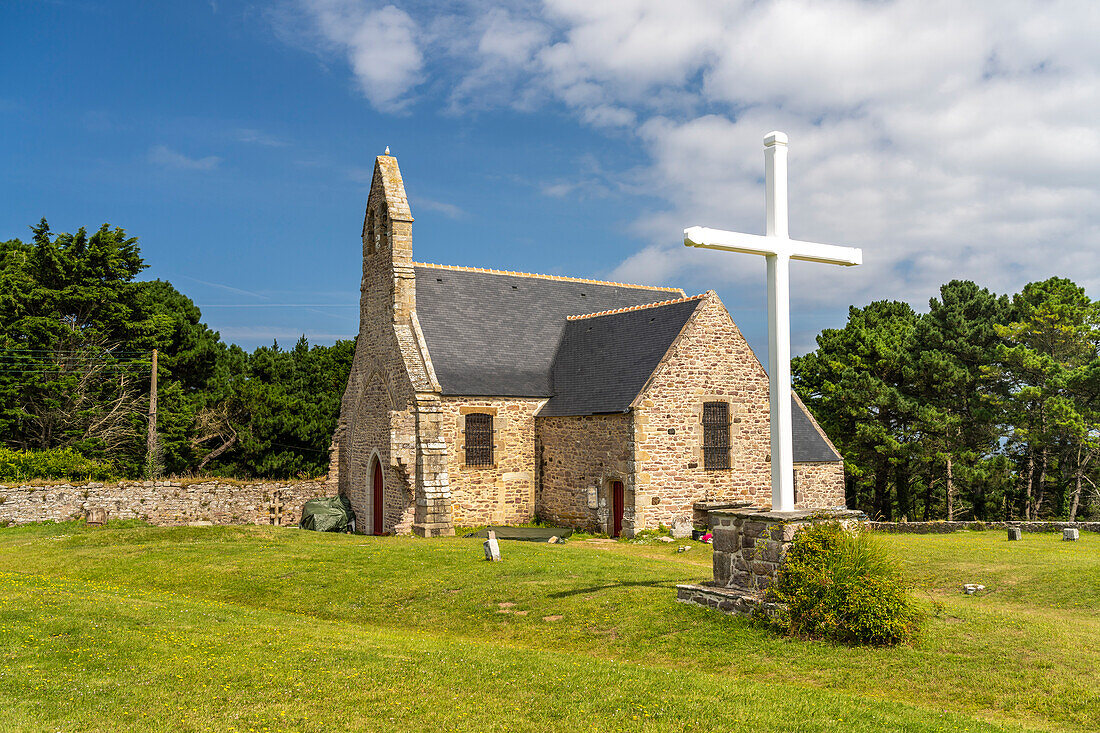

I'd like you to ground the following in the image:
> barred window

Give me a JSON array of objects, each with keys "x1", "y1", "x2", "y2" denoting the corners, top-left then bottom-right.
[
  {"x1": 465, "y1": 413, "x2": 493, "y2": 466},
  {"x1": 702, "y1": 401, "x2": 730, "y2": 470}
]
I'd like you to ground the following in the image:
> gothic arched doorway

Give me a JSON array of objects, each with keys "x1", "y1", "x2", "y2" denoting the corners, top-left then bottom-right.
[{"x1": 372, "y1": 459, "x2": 384, "y2": 535}]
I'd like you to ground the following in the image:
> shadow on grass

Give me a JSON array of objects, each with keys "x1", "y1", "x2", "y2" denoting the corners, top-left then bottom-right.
[{"x1": 548, "y1": 578, "x2": 683, "y2": 598}]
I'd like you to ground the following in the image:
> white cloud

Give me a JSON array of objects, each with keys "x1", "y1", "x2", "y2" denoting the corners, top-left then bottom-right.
[
  {"x1": 296, "y1": 1, "x2": 423, "y2": 111},
  {"x1": 412, "y1": 196, "x2": 465, "y2": 219},
  {"x1": 279, "y1": 0, "x2": 1100, "y2": 321},
  {"x1": 522, "y1": 0, "x2": 1100, "y2": 309},
  {"x1": 148, "y1": 145, "x2": 221, "y2": 171},
  {"x1": 236, "y1": 128, "x2": 287, "y2": 147}
]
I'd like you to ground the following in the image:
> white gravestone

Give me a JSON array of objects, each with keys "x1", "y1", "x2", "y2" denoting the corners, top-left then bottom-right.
[
  {"x1": 1063, "y1": 528, "x2": 1079, "y2": 541},
  {"x1": 671, "y1": 515, "x2": 693, "y2": 539},
  {"x1": 684, "y1": 132, "x2": 862, "y2": 512},
  {"x1": 484, "y1": 530, "x2": 502, "y2": 561}
]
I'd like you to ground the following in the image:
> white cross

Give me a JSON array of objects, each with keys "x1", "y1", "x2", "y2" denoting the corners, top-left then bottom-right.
[{"x1": 684, "y1": 131, "x2": 862, "y2": 512}]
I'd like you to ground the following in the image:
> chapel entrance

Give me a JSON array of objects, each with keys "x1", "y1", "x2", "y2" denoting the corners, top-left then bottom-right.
[
  {"x1": 611, "y1": 481, "x2": 624, "y2": 538},
  {"x1": 372, "y1": 459, "x2": 384, "y2": 535}
]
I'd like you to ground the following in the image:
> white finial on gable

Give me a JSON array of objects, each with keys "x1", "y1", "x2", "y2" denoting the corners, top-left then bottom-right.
[{"x1": 384, "y1": 145, "x2": 390, "y2": 155}]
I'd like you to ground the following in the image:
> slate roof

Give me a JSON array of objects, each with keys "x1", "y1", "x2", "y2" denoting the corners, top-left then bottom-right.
[
  {"x1": 412, "y1": 264, "x2": 840, "y2": 463},
  {"x1": 413, "y1": 264, "x2": 682, "y2": 397},
  {"x1": 791, "y1": 397, "x2": 841, "y2": 462},
  {"x1": 539, "y1": 297, "x2": 704, "y2": 416}
]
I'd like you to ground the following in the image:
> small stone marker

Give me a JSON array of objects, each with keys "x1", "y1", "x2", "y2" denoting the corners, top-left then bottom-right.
[
  {"x1": 1007, "y1": 527, "x2": 1022, "y2": 541},
  {"x1": 656, "y1": 536, "x2": 674, "y2": 543},
  {"x1": 547, "y1": 535, "x2": 561, "y2": 544},
  {"x1": 483, "y1": 530, "x2": 502, "y2": 561},
  {"x1": 671, "y1": 516, "x2": 693, "y2": 539},
  {"x1": 962, "y1": 584, "x2": 985, "y2": 595},
  {"x1": 1063, "y1": 528, "x2": 1079, "y2": 541},
  {"x1": 85, "y1": 508, "x2": 107, "y2": 525},
  {"x1": 676, "y1": 545, "x2": 692, "y2": 553}
]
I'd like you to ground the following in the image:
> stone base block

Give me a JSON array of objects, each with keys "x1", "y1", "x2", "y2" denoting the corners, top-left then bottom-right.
[
  {"x1": 676, "y1": 582, "x2": 786, "y2": 619},
  {"x1": 708, "y1": 506, "x2": 866, "y2": 593},
  {"x1": 412, "y1": 522, "x2": 455, "y2": 537}
]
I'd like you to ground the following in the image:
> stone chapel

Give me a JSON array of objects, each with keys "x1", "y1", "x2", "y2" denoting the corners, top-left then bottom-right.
[{"x1": 327, "y1": 153, "x2": 846, "y2": 537}]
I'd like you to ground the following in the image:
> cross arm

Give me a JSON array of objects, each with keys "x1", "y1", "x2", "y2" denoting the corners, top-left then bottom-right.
[{"x1": 684, "y1": 226, "x2": 862, "y2": 266}]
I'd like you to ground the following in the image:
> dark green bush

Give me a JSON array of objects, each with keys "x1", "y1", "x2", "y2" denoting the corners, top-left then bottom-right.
[
  {"x1": 762, "y1": 521, "x2": 921, "y2": 646},
  {"x1": 0, "y1": 447, "x2": 116, "y2": 481}
]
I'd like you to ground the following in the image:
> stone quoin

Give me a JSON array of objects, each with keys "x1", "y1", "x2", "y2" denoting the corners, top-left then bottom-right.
[{"x1": 328, "y1": 152, "x2": 848, "y2": 537}]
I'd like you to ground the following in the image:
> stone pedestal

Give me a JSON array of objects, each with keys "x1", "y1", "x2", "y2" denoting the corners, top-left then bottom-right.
[{"x1": 677, "y1": 506, "x2": 865, "y2": 616}]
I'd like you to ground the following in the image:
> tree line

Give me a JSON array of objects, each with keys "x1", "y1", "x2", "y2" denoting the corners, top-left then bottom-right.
[
  {"x1": 794, "y1": 278, "x2": 1100, "y2": 521},
  {"x1": 5, "y1": 220, "x2": 1099, "y2": 520},
  {"x1": 0, "y1": 220, "x2": 352, "y2": 479}
]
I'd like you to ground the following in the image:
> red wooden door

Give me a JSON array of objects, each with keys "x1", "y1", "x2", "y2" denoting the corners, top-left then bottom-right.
[
  {"x1": 373, "y1": 461, "x2": 384, "y2": 535},
  {"x1": 612, "y1": 481, "x2": 624, "y2": 538}
]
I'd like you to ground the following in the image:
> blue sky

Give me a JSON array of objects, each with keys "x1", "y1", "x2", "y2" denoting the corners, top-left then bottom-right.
[{"x1": 4, "y1": 1, "x2": 1099, "y2": 359}]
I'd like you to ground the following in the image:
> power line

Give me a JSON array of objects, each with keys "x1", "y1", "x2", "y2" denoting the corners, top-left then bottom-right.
[{"x1": 0, "y1": 367, "x2": 152, "y2": 375}]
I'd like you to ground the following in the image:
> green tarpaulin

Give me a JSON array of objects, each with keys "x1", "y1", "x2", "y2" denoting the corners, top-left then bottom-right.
[
  {"x1": 299, "y1": 495, "x2": 355, "y2": 533},
  {"x1": 464, "y1": 526, "x2": 573, "y2": 542}
]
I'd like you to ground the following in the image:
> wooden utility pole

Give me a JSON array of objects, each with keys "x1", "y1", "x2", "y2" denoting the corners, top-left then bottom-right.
[{"x1": 146, "y1": 348, "x2": 160, "y2": 478}]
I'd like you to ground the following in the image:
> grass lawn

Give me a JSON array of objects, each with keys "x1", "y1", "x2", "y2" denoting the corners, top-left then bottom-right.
[{"x1": 0, "y1": 523, "x2": 1096, "y2": 732}]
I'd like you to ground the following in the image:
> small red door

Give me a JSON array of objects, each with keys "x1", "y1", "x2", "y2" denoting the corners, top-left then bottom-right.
[
  {"x1": 373, "y1": 461, "x2": 384, "y2": 535},
  {"x1": 611, "y1": 481, "x2": 624, "y2": 538}
]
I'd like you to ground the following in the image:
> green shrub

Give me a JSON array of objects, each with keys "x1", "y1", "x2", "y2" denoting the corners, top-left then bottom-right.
[
  {"x1": 0, "y1": 447, "x2": 116, "y2": 482},
  {"x1": 761, "y1": 521, "x2": 921, "y2": 646}
]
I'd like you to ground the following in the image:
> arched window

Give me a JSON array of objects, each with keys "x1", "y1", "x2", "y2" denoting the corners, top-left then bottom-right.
[
  {"x1": 702, "y1": 401, "x2": 730, "y2": 470},
  {"x1": 465, "y1": 413, "x2": 493, "y2": 466}
]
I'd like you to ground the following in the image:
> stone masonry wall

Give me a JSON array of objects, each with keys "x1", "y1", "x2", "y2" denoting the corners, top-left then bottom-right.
[
  {"x1": 633, "y1": 293, "x2": 771, "y2": 529},
  {"x1": 0, "y1": 480, "x2": 329, "y2": 527},
  {"x1": 440, "y1": 397, "x2": 544, "y2": 526},
  {"x1": 537, "y1": 414, "x2": 634, "y2": 533},
  {"x1": 633, "y1": 293, "x2": 844, "y2": 530},
  {"x1": 793, "y1": 460, "x2": 846, "y2": 508}
]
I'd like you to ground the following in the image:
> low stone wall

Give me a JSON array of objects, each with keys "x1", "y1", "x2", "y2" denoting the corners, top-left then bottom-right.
[
  {"x1": 0, "y1": 480, "x2": 331, "y2": 527},
  {"x1": 868, "y1": 520, "x2": 1100, "y2": 534}
]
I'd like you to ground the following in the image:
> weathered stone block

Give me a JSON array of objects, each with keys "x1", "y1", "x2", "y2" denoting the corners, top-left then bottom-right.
[
  {"x1": 1063, "y1": 528, "x2": 1079, "y2": 541},
  {"x1": 760, "y1": 539, "x2": 783, "y2": 563},
  {"x1": 752, "y1": 560, "x2": 774, "y2": 576},
  {"x1": 742, "y1": 521, "x2": 766, "y2": 538},
  {"x1": 1007, "y1": 527, "x2": 1022, "y2": 541},
  {"x1": 730, "y1": 570, "x2": 752, "y2": 589},
  {"x1": 712, "y1": 552, "x2": 733, "y2": 586},
  {"x1": 710, "y1": 526, "x2": 739, "y2": 552}
]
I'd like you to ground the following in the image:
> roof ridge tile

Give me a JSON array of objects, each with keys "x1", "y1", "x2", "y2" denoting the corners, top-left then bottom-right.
[
  {"x1": 413, "y1": 261, "x2": 682, "y2": 293},
  {"x1": 566, "y1": 292, "x2": 709, "y2": 321}
]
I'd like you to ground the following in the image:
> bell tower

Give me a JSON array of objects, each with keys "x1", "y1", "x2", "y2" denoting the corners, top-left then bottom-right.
[{"x1": 361, "y1": 153, "x2": 415, "y2": 326}]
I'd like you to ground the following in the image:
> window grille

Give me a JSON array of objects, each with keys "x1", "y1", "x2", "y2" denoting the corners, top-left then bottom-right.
[
  {"x1": 465, "y1": 413, "x2": 493, "y2": 466},
  {"x1": 702, "y1": 401, "x2": 730, "y2": 470}
]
